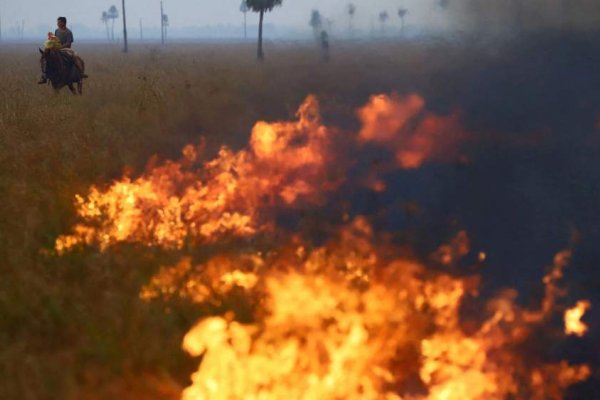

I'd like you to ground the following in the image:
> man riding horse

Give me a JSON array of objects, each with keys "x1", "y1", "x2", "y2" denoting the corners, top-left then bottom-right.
[{"x1": 38, "y1": 17, "x2": 87, "y2": 84}]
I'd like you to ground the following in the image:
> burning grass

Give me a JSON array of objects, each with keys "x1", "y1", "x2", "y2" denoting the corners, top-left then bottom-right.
[
  {"x1": 55, "y1": 94, "x2": 591, "y2": 399},
  {"x1": 54, "y1": 93, "x2": 466, "y2": 253},
  {"x1": 1, "y1": 37, "x2": 599, "y2": 399},
  {"x1": 144, "y1": 224, "x2": 591, "y2": 400}
]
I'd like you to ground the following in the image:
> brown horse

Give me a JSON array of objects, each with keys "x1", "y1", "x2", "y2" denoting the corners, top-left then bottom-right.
[{"x1": 39, "y1": 48, "x2": 84, "y2": 95}]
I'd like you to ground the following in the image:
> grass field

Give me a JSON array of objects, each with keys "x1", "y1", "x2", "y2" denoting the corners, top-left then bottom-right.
[{"x1": 1, "y1": 36, "x2": 599, "y2": 399}]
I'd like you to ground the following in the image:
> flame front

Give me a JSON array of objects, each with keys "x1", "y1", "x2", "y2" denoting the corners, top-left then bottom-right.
[
  {"x1": 56, "y1": 95, "x2": 335, "y2": 252},
  {"x1": 56, "y1": 93, "x2": 466, "y2": 253},
  {"x1": 140, "y1": 219, "x2": 590, "y2": 400},
  {"x1": 56, "y1": 94, "x2": 591, "y2": 399}
]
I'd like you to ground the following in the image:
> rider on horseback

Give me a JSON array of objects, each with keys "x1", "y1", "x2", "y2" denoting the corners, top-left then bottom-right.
[{"x1": 38, "y1": 17, "x2": 87, "y2": 84}]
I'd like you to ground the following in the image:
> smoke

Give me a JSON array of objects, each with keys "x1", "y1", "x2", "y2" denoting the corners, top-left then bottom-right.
[{"x1": 446, "y1": 0, "x2": 600, "y2": 32}]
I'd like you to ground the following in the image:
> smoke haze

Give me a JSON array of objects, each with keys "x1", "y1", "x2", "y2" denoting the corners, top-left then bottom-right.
[{"x1": 2, "y1": 0, "x2": 600, "y2": 40}]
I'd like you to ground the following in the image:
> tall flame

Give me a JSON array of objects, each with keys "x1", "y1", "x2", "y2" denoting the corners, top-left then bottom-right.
[
  {"x1": 140, "y1": 220, "x2": 590, "y2": 400},
  {"x1": 56, "y1": 93, "x2": 467, "y2": 253},
  {"x1": 56, "y1": 95, "x2": 335, "y2": 252},
  {"x1": 56, "y1": 94, "x2": 591, "y2": 399}
]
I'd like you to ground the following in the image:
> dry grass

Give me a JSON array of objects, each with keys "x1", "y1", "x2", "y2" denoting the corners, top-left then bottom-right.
[
  {"x1": 1, "y1": 36, "x2": 598, "y2": 399},
  {"x1": 0, "y1": 40, "x2": 458, "y2": 400}
]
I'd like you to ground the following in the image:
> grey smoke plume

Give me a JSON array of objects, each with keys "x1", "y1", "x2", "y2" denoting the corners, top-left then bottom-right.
[{"x1": 447, "y1": 0, "x2": 600, "y2": 31}]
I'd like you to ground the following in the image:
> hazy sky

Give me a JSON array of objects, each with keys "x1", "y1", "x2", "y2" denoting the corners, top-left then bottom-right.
[
  {"x1": 0, "y1": 0, "x2": 438, "y2": 31},
  {"x1": 4, "y1": 0, "x2": 596, "y2": 37}
]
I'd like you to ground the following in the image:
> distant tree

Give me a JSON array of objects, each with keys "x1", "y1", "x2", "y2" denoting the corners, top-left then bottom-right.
[
  {"x1": 244, "y1": 0, "x2": 283, "y2": 60},
  {"x1": 121, "y1": 0, "x2": 128, "y2": 53},
  {"x1": 309, "y1": 10, "x2": 322, "y2": 38},
  {"x1": 398, "y1": 8, "x2": 408, "y2": 33},
  {"x1": 162, "y1": 14, "x2": 169, "y2": 41},
  {"x1": 379, "y1": 11, "x2": 389, "y2": 34},
  {"x1": 160, "y1": 1, "x2": 165, "y2": 44},
  {"x1": 347, "y1": 3, "x2": 356, "y2": 35},
  {"x1": 108, "y1": 5, "x2": 119, "y2": 41},
  {"x1": 438, "y1": 0, "x2": 450, "y2": 10},
  {"x1": 14, "y1": 20, "x2": 24, "y2": 40},
  {"x1": 101, "y1": 11, "x2": 110, "y2": 41},
  {"x1": 240, "y1": 0, "x2": 249, "y2": 40},
  {"x1": 320, "y1": 30, "x2": 330, "y2": 62}
]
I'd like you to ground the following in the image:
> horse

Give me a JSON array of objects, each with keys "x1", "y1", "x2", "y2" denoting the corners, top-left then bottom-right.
[{"x1": 39, "y1": 48, "x2": 84, "y2": 95}]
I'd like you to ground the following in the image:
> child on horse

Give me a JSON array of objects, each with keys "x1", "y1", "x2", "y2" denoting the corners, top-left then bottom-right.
[{"x1": 39, "y1": 17, "x2": 87, "y2": 84}]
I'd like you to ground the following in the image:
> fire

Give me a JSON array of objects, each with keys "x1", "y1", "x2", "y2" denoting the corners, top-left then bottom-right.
[
  {"x1": 140, "y1": 255, "x2": 261, "y2": 304},
  {"x1": 56, "y1": 95, "x2": 336, "y2": 253},
  {"x1": 564, "y1": 300, "x2": 591, "y2": 337},
  {"x1": 56, "y1": 93, "x2": 468, "y2": 254},
  {"x1": 181, "y1": 274, "x2": 405, "y2": 400},
  {"x1": 55, "y1": 94, "x2": 592, "y2": 399},
  {"x1": 358, "y1": 93, "x2": 425, "y2": 143},
  {"x1": 432, "y1": 230, "x2": 470, "y2": 265},
  {"x1": 139, "y1": 220, "x2": 590, "y2": 400},
  {"x1": 357, "y1": 94, "x2": 466, "y2": 169}
]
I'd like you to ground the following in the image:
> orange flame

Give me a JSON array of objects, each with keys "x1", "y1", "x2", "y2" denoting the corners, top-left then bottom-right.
[
  {"x1": 564, "y1": 300, "x2": 591, "y2": 337},
  {"x1": 56, "y1": 96, "x2": 336, "y2": 253},
  {"x1": 56, "y1": 94, "x2": 591, "y2": 399},
  {"x1": 140, "y1": 220, "x2": 590, "y2": 400},
  {"x1": 56, "y1": 93, "x2": 469, "y2": 253},
  {"x1": 357, "y1": 94, "x2": 466, "y2": 169}
]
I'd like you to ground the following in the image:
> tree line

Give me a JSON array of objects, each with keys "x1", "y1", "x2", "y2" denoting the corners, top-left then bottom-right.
[{"x1": 107, "y1": 0, "x2": 283, "y2": 58}]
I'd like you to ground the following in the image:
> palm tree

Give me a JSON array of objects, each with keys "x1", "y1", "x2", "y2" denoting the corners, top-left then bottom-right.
[
  {"x1": 162, "y1": 14, "x2": 169, "y2": 42},
  {"x1": 108, "y1": 5, "x2": 119, "y2": 41},
  {"x1": 244, "y1": 0, "x2": 283, "y2": 60},
  {"x1": 160, "y1": 1, "x2": 165, "y2": 45},
  {"x1": 121, "y1": 0, "x2": 128, "y2": 52},
  {"x1": 378, "y1": 11, "x2": 389, "y2": 35},
  {"x1": 101, "y1": 11, "x2": 110, "y2": 41},
  {"x1": 347, "y1": 3, "x2": 356, "y2": 35},
  {"x1": 398, "y1": 8, "x2": 408, "y2": 33},
  {"x1": 240, "y1": 0, "x2": 249, "y2": 40}
]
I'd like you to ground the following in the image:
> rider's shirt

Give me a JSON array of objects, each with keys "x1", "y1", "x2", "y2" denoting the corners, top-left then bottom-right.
[{"x1": 54, "y1": 28, "x2": 74, "y2": 47}]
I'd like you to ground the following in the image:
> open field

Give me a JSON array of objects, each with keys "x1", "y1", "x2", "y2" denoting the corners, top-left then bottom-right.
[{"x1": 1, "y1": 36, "x2": 599, "y2": 399}]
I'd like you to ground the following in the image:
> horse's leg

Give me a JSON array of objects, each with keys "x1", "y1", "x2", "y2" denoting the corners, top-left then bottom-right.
[
  {"x1": 38, "y1": 55, "x2": 47, "y2": 83},
  {"x1": 77, "y1": 80, "x2": 83, "y2": 95},
  {"x1": 68, "y1": 84, "x2": 76, "y2": 95}
]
